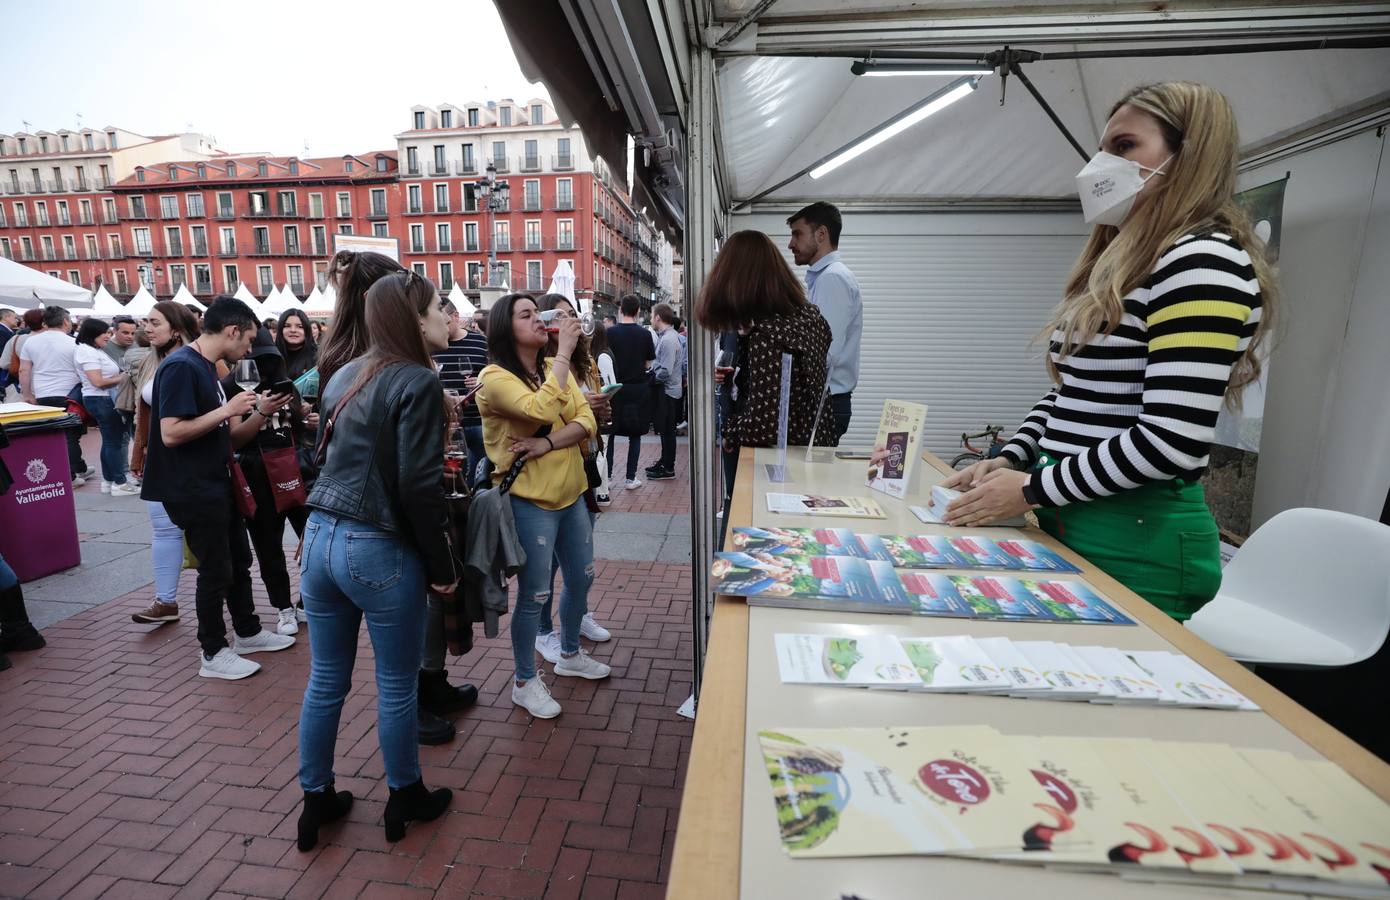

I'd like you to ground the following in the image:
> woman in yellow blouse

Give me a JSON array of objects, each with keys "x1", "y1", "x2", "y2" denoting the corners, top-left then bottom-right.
[{"x1": 477, "y1": 293, "x2": 610, "y2": 719}]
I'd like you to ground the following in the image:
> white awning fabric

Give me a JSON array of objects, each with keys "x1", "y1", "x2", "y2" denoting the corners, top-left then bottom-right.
[
  {"x1": 123, "y1": 286, "x2": 157, "y2": 317},
  {"x1": 90, "y1": 285, "x2": 125, "y2": 316},
  {"x1": 0, "y1": 257, "x2": 93, "y2": 309},
  {"x1": 171, "y1": 283, "x2": 206, "y2": 312}
]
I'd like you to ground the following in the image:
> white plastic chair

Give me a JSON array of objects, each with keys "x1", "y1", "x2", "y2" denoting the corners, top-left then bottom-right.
[{"x1": 1185, "y1": 508, "x2": 1390, "y2": 667}]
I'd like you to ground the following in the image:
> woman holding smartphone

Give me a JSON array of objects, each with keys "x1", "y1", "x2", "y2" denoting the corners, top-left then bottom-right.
[
  {"x1": 478, "y1": 293, "x2": 609, "y2": 720},
  {"x1": 943, "y1": 82, "x2": 1276, "y2": 623}
]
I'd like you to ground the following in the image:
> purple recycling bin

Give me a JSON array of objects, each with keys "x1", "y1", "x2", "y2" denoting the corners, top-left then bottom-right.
[{"x1": 0, "y1": 421, "x2": 82, "y2": 582}]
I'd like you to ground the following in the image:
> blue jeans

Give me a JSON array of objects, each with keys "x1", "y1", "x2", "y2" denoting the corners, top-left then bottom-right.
[
  {"x1": 298, "y1": 511, "x2": 426, "y2": 791},
  {"x1": 146, "y1": 501, "x2": 183, "y2": 604},
  {"x1": 538, "y1": 506, "x2": 596, "y2": 635},
  {"x1": 83, "y1": 394, "x2": 127, "y2": 484},
  {"x1": 510, "y1": 496, "x2": 593, "y2": 681},
  {"x1": 461, "y1": 424, "x2": 485, "y2": 489}
]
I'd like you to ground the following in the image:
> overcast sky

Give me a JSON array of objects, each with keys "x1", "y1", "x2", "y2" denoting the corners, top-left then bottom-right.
[{"x1": 0, "y1": 0, "x2": 551, "y2": 158}]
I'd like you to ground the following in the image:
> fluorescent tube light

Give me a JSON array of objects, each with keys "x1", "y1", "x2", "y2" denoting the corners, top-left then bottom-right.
[
  {"x1": 851, "y1": 61, "x2": 993, "y2": 77},
  {"x1": 864, "y1": 68, "x2": 992, "y2": 76},
  {"x1": 809, "y1": 80, "x2": 978, "y2": 180}
]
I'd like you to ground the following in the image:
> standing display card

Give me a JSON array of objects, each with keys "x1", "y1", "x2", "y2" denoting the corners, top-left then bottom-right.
[
  {"x1": 865, "y1": 399, "x2": 927, "y2": 500},
  {"x1": 766, "y1": 492, "x2": 887, "y2": 519}
]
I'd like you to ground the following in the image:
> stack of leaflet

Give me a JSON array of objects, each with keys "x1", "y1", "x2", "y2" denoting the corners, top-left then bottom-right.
[
  {"x1": 911, "y1": 483, "x2": 1029, "y2": 527},
  {"x1": 715, "y1": 526, "x2": 1136, "y2": 625},
  {"x1": 773, "y1": 632, "x2": 1259, "y2": 709},
  {"x1": 755, "y1": 725, "x2": 1390, "y2": 896}
]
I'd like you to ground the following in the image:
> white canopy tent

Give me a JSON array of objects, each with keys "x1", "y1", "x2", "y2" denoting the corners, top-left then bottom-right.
[
  {"x1": 447, "y1": 282, "x2": 477, "y2": 318},
  {"x1": 547, "y1": 260, "x2": 578, "y2": 308},
  {"x1": 122, "y1": 286, "x2": 157, "y2": 318},
  {"x1": 0, "y1": 257, "x2": 93, "y2": 310},
  {"x1": 303, "y1": 283, "x2": 336, "y2": 317},
  {"x1": 262, "y1": 285, "x2": 297, "y2": 318},
  {"x1": 233, "y1": 283, "x2": 267, "y2": 320},
  {"x1": 90, "y1": 285, "x2": 124, "y2": 317},
  {"x1": 170, "y1": 283, "x2": 206, "y2": 312}
]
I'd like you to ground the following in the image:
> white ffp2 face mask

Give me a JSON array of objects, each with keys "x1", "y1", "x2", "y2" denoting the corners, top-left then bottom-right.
[{"x1": 1075, "y1": 151, "x2": 1173, "y2": 226}]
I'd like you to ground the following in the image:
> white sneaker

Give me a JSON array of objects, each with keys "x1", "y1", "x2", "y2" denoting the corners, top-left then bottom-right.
[
  {"x1": 554, "y1": 649, "x2": 612, "y2": 680},
  {"x1": 512, "y1": 676, "x2": 561, "y2": 718},
  {"x1": 71, "y1": 475, "x2": 86, "y2": 487},
  {"x1": 101, "y1": 480, "x2": 112, "y2": 494},
  {"x1": 534, "y1": 631, "x2": 562, "y2": 664},
  {"x1": 295, "y1": 604, "x2": 307, "y2": 624},
  {"x1": 199, "y1": 647, "x2": 261, "y2": 680},
  {"x1": 231, "y1": 629, "x2": 295, "y2": 655},
  {"x1": 111, "y1": 482, "x2": 141, "y2": 496},
  {"x1": 579, "y1": 613, "x2": 612, "y2": 642},
  {"x1": 624, "y1": 478, "x2": 642, "y2": 490},
  {"x1": 127, "y1": 474, "x2": 142, "y2": 487},
  {"x1": 276, "y1": 608, "x2": 299, "y2": 636}
]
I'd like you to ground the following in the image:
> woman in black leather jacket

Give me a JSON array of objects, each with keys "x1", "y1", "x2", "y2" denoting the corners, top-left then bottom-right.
[{"x1": 294, "y1": 270, "x2": 458, "y2": 851}]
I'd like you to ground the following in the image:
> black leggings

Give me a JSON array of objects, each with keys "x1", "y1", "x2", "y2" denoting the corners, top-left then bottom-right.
[{"x1": 243, "y1": 473, "x2": 309, "y2": 611}]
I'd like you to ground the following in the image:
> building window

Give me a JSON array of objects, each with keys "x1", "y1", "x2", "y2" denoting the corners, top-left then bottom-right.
[
  {"x1": 440, "y1": 109, "x2": 453, "y2": 129},
  {"x1": 197, "y1": 163, "x2": 206, "y2": 178},
  {"x1": 132, "y1": 227, "x2": 152, "y2": 256},
  {"x1": 39, "y1": 137, "x2": 49, "y2": 153},
  {"x1": 257, "y1": 266, "x2": 273, "y2": 294},
  {"x1": 227, "y1": 162, "x2": 237, "y2": 176},
  {"x1": 372, "y1": 222, "x2": 389, "y2": 237},
  {"x1": 463, "y1": 183, "x2": 478, "y2": 212},
  {"x1": 190, "y1": 225, "x2": 207, "y2": 256},
  {"x1": 309, "y1": 193, "x2": 324, "y2": 217},
  {"x1": 557, "y1": 178, "x2": 573, "y2": 209},
  {"x1": 284, "y1": 225, "x2": 300, "y2": 255},
  {"x1": 496, "y1": 261, "x2": 511, "y2": 285},
  {"x1": 129, "y1": 196, "x2": 146, "y2": 218},
  {"x1": 434, "y1": 183, "x2": 449, "y2": 212},
  {"x1": 216, "y1": 192, "x2": 234, "y2": 217},
  {"x1": 338, "y1": 224, "x2": 353, "y2": 235},
  {"x1": 62, "y1": 235, "x2": 76, "y2": 259},
  {"x1": 84, "y1": 133, "x2": 94, "y2": 151},
  {"x1": 253, "y1": 226, "x2": 270, "y2": 254},
  {"x1": 277, "y1": 190, "x2": 297, "y2": 216},
  {"x1": 222, "y1": 264, "x2": 238, "y2": 291},
  {"x1": 464, "y1": 222, "x2": 478, "y2": 252},
  {"x1": 169, "y1": 166, "x2": 178, "y2": 180},
  {"x1": 193, "y1": 264, "x2": 211, "y2": 293},
  {"x1": 556, "y1": 137, "x2": 572, "y2": 168},
  {"x1": 84, "y1": 235, "x2": 98, "y2": 258},
  {"x1": 220, "y1": 227, "x2": 236, "y2": 254},
  {"x1": 407, "y1": 184, "x2": 421, "y2": 214},
  {"x1": 433, "y1": 145, "x2": 446, "y2": 174},
  {"x1": 41, "y1": 236, "x2": 54, "y2": 259},
  {"x1": 462, "y1": 144, "x2": 475, "y2": 173},
  {"x1": 257, "y1": 161, "x2": 268, "y2": 177},
  {"x1": 493, "y1": 221, "x2": 510, "y2": 252},
  {"x1": 467, "y1": 261, "x2": 482, "y2": 288},
  {"x1": 436, "y1": 222, "x2": 450, "y2": 251},
  {"x1": 61, "y1": 135, "x2": 70, "y2": 151},
  {"x1": 406, "y1": 146, "x2": 418, "y2": 175},
  {"x1": 376, "y1": 156, "x2": 388, "y2": 172},
  {"x1": 136, "y1": 169, "x2": 145, "y2": 183},
  {"x1": 439, "y1": 262, "x2": 454, "y2": 290},
  {"x1": 526, "y1": 260, "x2": 542, "y2": 291},
  {"x1": 373, "y1": 188, "x2": 389, "y2": 217},
  {"x1": 336, "y1": 192, "x2": 351, "y2": 217},
  {"x1": 168, "y1": 264, "x2": 187, "y2": 289},
  {"x1": 160, "y1": 195, "x2": 179, "y2": 219},
  {"x1": 288, "y1": 160, "x2": 298, "y2": 175},
  {"x1": 414, "y1": 110, "x2": 425, "y2": 130},
  {"x1": 491, "y1": 141, "x2": 506, "y2": 168},
  {"x1": 523, "y1": 140, "x2": 539, "y2": 170},
  {"x1": 523, "y1": 179, "x2": 540, "y2": 210},
  {"x1": 249, "y1": 191, "x2": 269, "y2": 215},
  {"x1": 345, "y1": 159, "x2": 354, "y2": 173},
  {"x1": 409, "y1": 223, "x2": 424, "y2": 253},
  {"x1": 186, "y1": 193, "x2": 204, "y2": 217},
  {"x1": 12, "y1": 202, "x2": 27, "y2": 227},
  {"x1": 165, "y1": 226, "x2": 183, "y2": 256},
  {"x1": 287, "y1": 264, "x2": 304, "y2": 294},
  {"x1": 113, "y1": 268, "x2": 129, "y2": 293},
  {"x1": 467, "y1": 107, "x2": 479, "y2": 127},
  {"x1": 531, "y1": 103, "x2": 543, "y2": 124},
  {"x1": 56, "y1": 200, "x2": 70, "y2": 226},
  {"x1": 312, "y1": 224, "x2": 327, "y2": 255},
  {"x1": 108, "y1": 234, "x2": 123, "y2": 257},
  {"x1": 20, "y1": 237, "x2": 32, "y2": 260},
  {"x1": 525, "y1": 220, "x2": 541, "y2": 251},
  {"x1": 412, "y1": 262, "x2": 426, "y2": 277},
  {"x1": 103, "y1": 197, "x2": 117, "y2": 222},
  {"x1": 499, "y1": 107, "x2": 512, "y2": 127}
]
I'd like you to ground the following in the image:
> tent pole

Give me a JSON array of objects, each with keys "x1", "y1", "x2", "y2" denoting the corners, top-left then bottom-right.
[
  {"x1": 686, "y1": 41, "x2": 720, "y2": 702},
  {"x1": 714, "y1": 0, "x2": 780, "y2": 48},
  {"x1": 1007, "y1": 58, "x2": 1092, "y2": 162}
]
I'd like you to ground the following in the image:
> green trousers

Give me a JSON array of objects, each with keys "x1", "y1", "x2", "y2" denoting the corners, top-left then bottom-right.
[{"x1": 1032, "y1": 460, "x2": 1222, "y2": 622}]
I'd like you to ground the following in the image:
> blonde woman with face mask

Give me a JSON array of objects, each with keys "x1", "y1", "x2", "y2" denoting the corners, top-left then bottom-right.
[{"x1": 943, "y1": 82, "x2": 1277, "y2": 623}]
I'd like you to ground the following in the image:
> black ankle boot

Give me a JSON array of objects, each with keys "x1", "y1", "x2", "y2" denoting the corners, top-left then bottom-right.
[
  {"x1": 297, "y1": 783, "x2": 354, "y2": 852},
  {"x1": 0, "y1": 584, "x2": 43, "y2": 653},
  {"x1": 418, "y1": 669, "x2": 479, "y2": 716},
  {"x1": 417, "y1": 705, "x2": 456, "y2": 745},
  {"x1": 0, "y1": 651, "x2": 10, "y2": 672},
  {"x1": 384, "y1": 779, "x2": 452, "y2": 842}
]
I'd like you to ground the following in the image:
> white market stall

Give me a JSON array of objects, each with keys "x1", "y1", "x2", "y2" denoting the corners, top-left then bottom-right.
[
  {"x1": 170, "y1": 283, "x2": 206, "y2": 312},
  {"x1": 302, "y1": 283, "x2": 336, "y2": 317},
  {"x1": 89, "y1": 285, "x2": 124, "y2": 317},
  {"x1": 0, "y1": 257, "x2": 93, "y2": 310},
  {"x1": 122, "y1": 285, "x2": 157, "y2": 318},
  {"x1": 232, "y1": 283, "x2": 268, "y2": 320}
]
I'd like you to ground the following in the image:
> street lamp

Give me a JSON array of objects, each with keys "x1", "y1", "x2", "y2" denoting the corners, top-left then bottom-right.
[{"x1": 475, "y1": 161, "x2": 510, "y2": 288}]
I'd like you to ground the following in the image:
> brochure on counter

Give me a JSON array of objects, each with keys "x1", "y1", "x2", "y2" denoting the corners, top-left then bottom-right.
[
  {"x1": 730, "y1": 526, "x2": 1079, "y2": 573},
  {"x1": 755, "y1": 725, "x2": 1390, "y2": 895},
  {"x1": 765, "y1": 492, "x2": 887, "y2": 518},
  {"x1": 772, "y1": 633, "x2": 1256, "y2": 708}
]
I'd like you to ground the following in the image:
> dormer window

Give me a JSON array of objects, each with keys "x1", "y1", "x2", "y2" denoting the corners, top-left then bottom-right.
[
  {"x1": 288, "y1": 160, "x2": 299, "y2": 175},
  {"x1": 18, "y1": 138, "x2": 27, "y2": 153},
  {"x1": 414, "y1": 111, "x2": 425, "y2": 130},
  {"x1": 40, "y1": 137, "x2": 49, "y2": 153},
  {"x1": 83, "y1": 133, "x2": 93, "y2": 151},
  {"x1": 257, "y1": 161, "x2": 268, "y2": 177},
  {"x1": 136, "y1": 169, "x2": 145, "y2": 182},
  {"x1": 345, "y1": 160, "x2": 354, "y2": 173},
  {"x1": 106, "y1": 131, "x2": 117, "y2": 149},
  {"x1": 376, "y1": 156, "x2": 388, "y2": 172},
  {"x1": 440, "y1": 109, "x2": 452, "y2": 129},
  {"x1": 499, "y1": 107, "x2": 512, "y2": 127},
  {"x1": 168, "y1": 166, "x2": 178, "y2": 180},
  {"x1": 0, "y1": 139, "x2": 6, "y2": 156},
  {"x1": 61, "y1": 135, "x2": 70, "y2": 151},
  {"x1": 227, "y1": 162, "x2": 237, "y2": 176},
  {"x1": 467, "y1": 108, "x2": 479, "y2": 127},
  {"x1": 197, "y1": 164, "x2": 206, "y2": 178},
  {"x1": 531, "y1": 103, "x2": 543, "y2": 124}
]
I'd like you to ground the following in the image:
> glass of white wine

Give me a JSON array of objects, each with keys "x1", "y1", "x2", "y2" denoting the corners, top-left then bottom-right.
[{"x1": 233, "y1": 359, "x2": 259, "y2": 393}]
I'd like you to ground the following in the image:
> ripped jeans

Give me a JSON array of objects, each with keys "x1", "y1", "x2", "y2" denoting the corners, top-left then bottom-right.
[{"x1": 509, "y1": 495, "x2": 594, "y2": 682}]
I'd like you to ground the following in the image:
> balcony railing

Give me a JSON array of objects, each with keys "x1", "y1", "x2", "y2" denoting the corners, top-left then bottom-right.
[
  {"x1": 251, "y1": 241, "x2": 272, "y2": 256},
  {"x1": 25, "y1": 180, "x2": 43, "y2": 193},
  {"x1": 307, "y1": 206, "x2": 325, "y2": 219},
  {"x1": 186, "y1": 206, "x2": 205, "y2": 219},
  {"x1": 166, "y1": 241, "x2": 184, "y2": 257},
  {"x1": 406, "y1": 203, "x2": 423, "y2": 215},
  {"x1": 285, "y1": 243, "x2": 302, "y2": 256},
  {"x1": 83, "y1": 250, "x2": 102, "y2": 260},
  {"x1": 3, "y1": 183, "x2": 20, "y2": 195},
  {"x1": 312, "y1": 240, "x2": 328, "y2": 256},
  {"x1": 430, "y1": 164, "x2": 449, "y2": 176},
  {"x1": 491, "y1": 159, "x2": 510, "y2": 174},
  {"x1": 62, "y1": 248, "x2": 77, "y2": 260},
  {"x1": 519, "y1": 156, "x2": 541, "y2": 173},
  {"x1": 522, "y1": 198, "x2": 542, "y2": 212},
  {"x1": 160, "y1": 208, "x2": 180, "y2": 220},
  {"x1": 192, "y1": 240, "x2": 208, "y2": 256},
  {"x1": 218, "y1": 241, "x2": 237, "y2": 257},
  {"x1": 456, "y1": 160, "x2": 477, "y2": 176},
  {"x1": 434, "y1": 201, "x2": 449, "y2": 213},
  {"x1": 464, "y1": 240, "x2": 479, "y2": 253},
  {"x1": 493, "y1": 238, "x2": 511, "y2": 252},
  {"x1": 102, "y1": 213, "x2": 119, "y2": 225},
  {"x1": 410, "y1": 242, "x2": 425, "y2": 253},
  {"x1": 288, "y1": 281, "x2": 305, "y2": 296},
  {"x1": 72, "y1": 179, "x2": 91, "y2": 192},
  {"x1": 552, "y1": 154, "x2": 574, "y2": 171},
  {"x1": 367, "y1": 206, "x2": 389, "y2": 220},
  {"x1": 35, "y1": 215, "x2": 50, "y2": 227},
  {"x1": 405, "y1": 164, "x2": 421, "y2": 176},
  {"x1": 258, "y1": 282, "x2": 274, "y2": 295},
  {"x1": 553, "y1": 237, "x2": 575, "y2": 252},
  {"x1": 434, "y1": 241, "x2": 451, "y2": 253},
  {"x1": 524, "y1": 239, "x2": 542, "y2": 252},
  {"x1": 553, "y1": 199, "x2": 574, "y2": 211},
  {"x1": 57, "y1": 215, "x2": 71, "y2": 226},
  {"x1": 39, "y1": 248, "x2": 56, "y2": 261},
  {"x1": 214, "y1": 206, "x2": 237, "y2": 219},
  {"x1": 194, "y1": 280, "x2": 213, "y2": 295},
  {"x1": 335, "y1": 206, "x2": 352, "y2": 218},
  {"x1": 126, "y1": 210, "x2": 154, "y2": 221},
  {"x1": 78, "y1": 214, "x2": 93, "y2": 226},
  {"x1": 245, "y1": 208, "x2": 301, "y2": 219},
  {"x1": 45, "y1": 179, "x2": 65, "y2": 192},
  {"x1": 526, "y1": 277, "x2": 544, "y2": 291},
  {"x1": 19, "y1": 248, "x2": 34, "y2": 260},
  {"x1": 13, "y1": 217, "x2": 29, "y2": 228}
]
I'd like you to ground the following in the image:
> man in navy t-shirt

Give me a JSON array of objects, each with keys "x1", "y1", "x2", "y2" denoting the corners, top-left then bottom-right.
[{"x1": 142, "y1": 296, "x2": 296, "y2": 680}]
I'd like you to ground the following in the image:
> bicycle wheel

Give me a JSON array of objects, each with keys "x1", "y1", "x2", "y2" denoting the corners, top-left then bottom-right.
[{"x1": 951, "y1": 451, "x2": 983, "y2": 471}]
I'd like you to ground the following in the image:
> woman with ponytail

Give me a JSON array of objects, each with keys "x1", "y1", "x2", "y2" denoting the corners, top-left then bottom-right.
[
  {"x1": 316, "y1": 250, "x2": 405, "y2": 391},
  {"x1": 943, "y1": 82, "x2": 1277, "y2": 622}
]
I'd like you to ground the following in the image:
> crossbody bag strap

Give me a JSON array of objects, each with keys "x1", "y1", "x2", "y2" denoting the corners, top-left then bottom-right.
[{"x1": 313, "y1": 374, "x2": 374, "y2": 468}]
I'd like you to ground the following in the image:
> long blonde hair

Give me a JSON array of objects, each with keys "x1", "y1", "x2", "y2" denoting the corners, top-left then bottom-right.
[{"x1": 1048, "y1": 81, "x2": 1278, "y2": 408}]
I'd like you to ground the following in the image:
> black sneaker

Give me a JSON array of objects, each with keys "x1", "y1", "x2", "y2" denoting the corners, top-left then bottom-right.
[
  {"x1": 418, "y1": 669, "x2": 479, "y2": 716},
  {"x1": 648, "y1": 467, "x2": 675, "y2": 480},
  {"x1": 417, "y1": 705, "x2": 456, "y2": 745}
]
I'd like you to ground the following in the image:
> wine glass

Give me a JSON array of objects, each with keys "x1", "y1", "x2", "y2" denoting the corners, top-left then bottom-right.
[
  {"x1": 578, "y1": 311, "x2": 595, "y2": 337},
  {"x1": 233, "y1": 360, "x2": 259, "y2": 393}
]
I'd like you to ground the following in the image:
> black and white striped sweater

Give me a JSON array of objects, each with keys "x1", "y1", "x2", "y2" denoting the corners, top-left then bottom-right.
[{"x1": 1002, "y1": 231, "x2": 1263, "y2": 508}]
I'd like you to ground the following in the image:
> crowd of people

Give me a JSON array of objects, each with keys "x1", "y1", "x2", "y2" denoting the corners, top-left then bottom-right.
[{"x1": 0, "y1": 79, "x2": 1277, "y2": 850}]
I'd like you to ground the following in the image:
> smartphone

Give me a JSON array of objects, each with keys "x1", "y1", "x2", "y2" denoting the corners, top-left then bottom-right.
[
  {"x1": 269, "y1": 379, "x2": 296, "y2": 397},
  {"x1": 834, "y1": 449, "x2": 873, "y2": 460},
  {"x1": 600, "y1": 382, "x2": 623, "y2": 394}
]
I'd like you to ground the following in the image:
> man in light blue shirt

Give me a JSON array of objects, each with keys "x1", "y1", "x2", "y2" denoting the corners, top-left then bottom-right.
[
  {"x1": 645, "y1": 303, "x2": 682, "y2": 480},
  {"x1": 788, "y1": 201, "x2": 861, "y2": 442}
]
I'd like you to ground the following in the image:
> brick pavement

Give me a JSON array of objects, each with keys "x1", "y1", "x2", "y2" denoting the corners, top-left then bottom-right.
[{"x1": 0, "y1": 439, "x2": 697, "y2": 899}]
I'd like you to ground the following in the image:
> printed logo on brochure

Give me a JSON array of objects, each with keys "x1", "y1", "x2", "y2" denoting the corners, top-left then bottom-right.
[
  {"x1": 1030, "y1": 769, "x2": 1079, "y2": 814},
  {"x1": 917, "y1": 760, "x2": 991, "y2": 807}
]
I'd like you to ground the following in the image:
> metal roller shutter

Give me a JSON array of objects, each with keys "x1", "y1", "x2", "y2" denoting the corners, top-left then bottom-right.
[{"x1": 730, "y1": 211, "x2": 1088, "y2": 458}]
